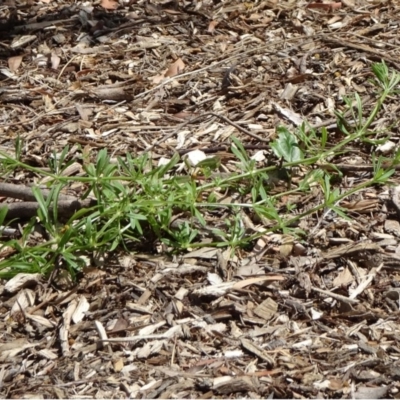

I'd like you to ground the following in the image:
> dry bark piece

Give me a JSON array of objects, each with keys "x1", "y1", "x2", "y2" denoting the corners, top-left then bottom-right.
[
  {"x1": 71, "y1": 295, "x2": 90, "y2": 324},
  {"x1": 10, "y1": 292, "x2": 30, "y2": 320},
  {"x1": 0, "y1": 339, "x2": 37, "y2": 362},
  {"x1": 348, "y1": 263, "x2": 383, "y2": 300},
  {"x1": 11, "y1": 35, "x2": 37, "y2": 49},
  {"x1": 384, "y1": 219, "x2": 400, "y2": 236},
  {"x1": 38, "y1": 349, "x2": 58, "y2": 360},
  {"x1": 91, "y1": 86, "x2": 133, "y2": 102},
  {"x1": 390, "y1": 185, "x2": 400, "y2": 217},
  {"x1": 253, "y1": 297, "x2": 278, "y2": 321},
  {"x1": 193, "y1": 275, "x2": 284, "y2": 297},
  {"x1": 59, "y1": 298, "x2": 77, "y2": 357},
  {"x1": 100, "y1": 325, "x2": 183, "y2": 344},
  {"x1": 322, "y1": 242, "x2": 384, "y2": 260},
  {"x1": 353, "y1": 385, "x2": 388, "y2": 399},
  {"x1": 333, "y1": 267, "x2": 353, "y2": 287},
  {"x1": 240, "y1": 338, "x2": 275, "y2": 367},
  {"x1": 3, "y1": 273, "x2": 42, "y2": 294},
  {"x1": 26, "y1": 313, "x2": 56, "y2": 329},
  {"x1": 212, "y1": 376, "x2": 256, "y2": 394}
]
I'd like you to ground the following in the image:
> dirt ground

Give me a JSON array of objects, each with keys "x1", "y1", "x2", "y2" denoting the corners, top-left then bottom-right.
[{"x1": 2, "y1": 0, "x2": 400, "y2": 398}]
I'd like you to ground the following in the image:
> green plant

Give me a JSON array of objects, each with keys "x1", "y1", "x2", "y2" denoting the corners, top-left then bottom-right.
[{"x1": 0, "y1": 61, "x2": 398, "y2": 279}]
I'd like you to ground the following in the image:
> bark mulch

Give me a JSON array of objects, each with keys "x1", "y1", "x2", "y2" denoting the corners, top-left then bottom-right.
[{"x1": 2, "y1": 0, "x2": 400, "y2": 398}]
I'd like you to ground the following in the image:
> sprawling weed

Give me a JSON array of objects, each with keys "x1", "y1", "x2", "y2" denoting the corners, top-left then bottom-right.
[{"x1": 0, "y1": 62, "x2": 397, "y2": 278}]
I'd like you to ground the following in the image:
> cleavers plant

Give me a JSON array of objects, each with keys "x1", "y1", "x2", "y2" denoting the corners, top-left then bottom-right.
[{"x1": 0, "y1": 61, "x2": 398, "y2": 278}]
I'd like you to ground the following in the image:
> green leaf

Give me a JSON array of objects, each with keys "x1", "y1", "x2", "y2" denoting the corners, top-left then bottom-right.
[
  {"x1": 156, "y1": 152, "x2": 180, "y2": 177},
  {"x1": 371, "y1": 62, "x2": 388, "y2": 85},
  {"x1": 0, "y1": 206, "x2": 8, "y2": 226},
  {"x1": 231, "y1": 136, "x2": 250, "y2": 164},
  {"x1": 32, "y1": 186, "x2": 49, "y2": 222},
  {"x1": 51, "y1": 183, "x2": 64, "y2": 222},
  {"x1": 270, "y1": 127, "x2": 303, "y2": 162},
  {"x1": 330, "y1": 205, "x2": 350, "y2": 221},
  {"x1": 196, "y1": 156, "x2": 221, "y2": 170},
  {"x1": 375, "y1": 168, "x2": 395, "y2": 183}
]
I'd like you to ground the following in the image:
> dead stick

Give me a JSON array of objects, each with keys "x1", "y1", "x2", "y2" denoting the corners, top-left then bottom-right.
[
  {"x1": 321, "y1": 37, "x2": 400, "y2": 71},
  {"x1": 311, "y1": 286, "x2": 359, "y2": 304},
  {"x1": 1, "y1": 199, "x2": 96, "y2": 220},
  {"x1": 0, "y1": 183, "x2": 78, "y2": 202}
]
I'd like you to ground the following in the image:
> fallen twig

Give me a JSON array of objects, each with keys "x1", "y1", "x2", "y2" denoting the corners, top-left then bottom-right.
[
  {"x1": 0, "y1": 182, "x2": 77, "y2": 202},
  {"x1": 1, "y1": 199, "x2": 96, "y2": 220},
  {"x1": 311, "y1": 286, "x2": 360, "y2": 305}
]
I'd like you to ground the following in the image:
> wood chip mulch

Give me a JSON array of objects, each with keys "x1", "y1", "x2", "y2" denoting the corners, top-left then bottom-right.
[{"x1": 2, "y1": 0, "x2": 400, "y2": 398}]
